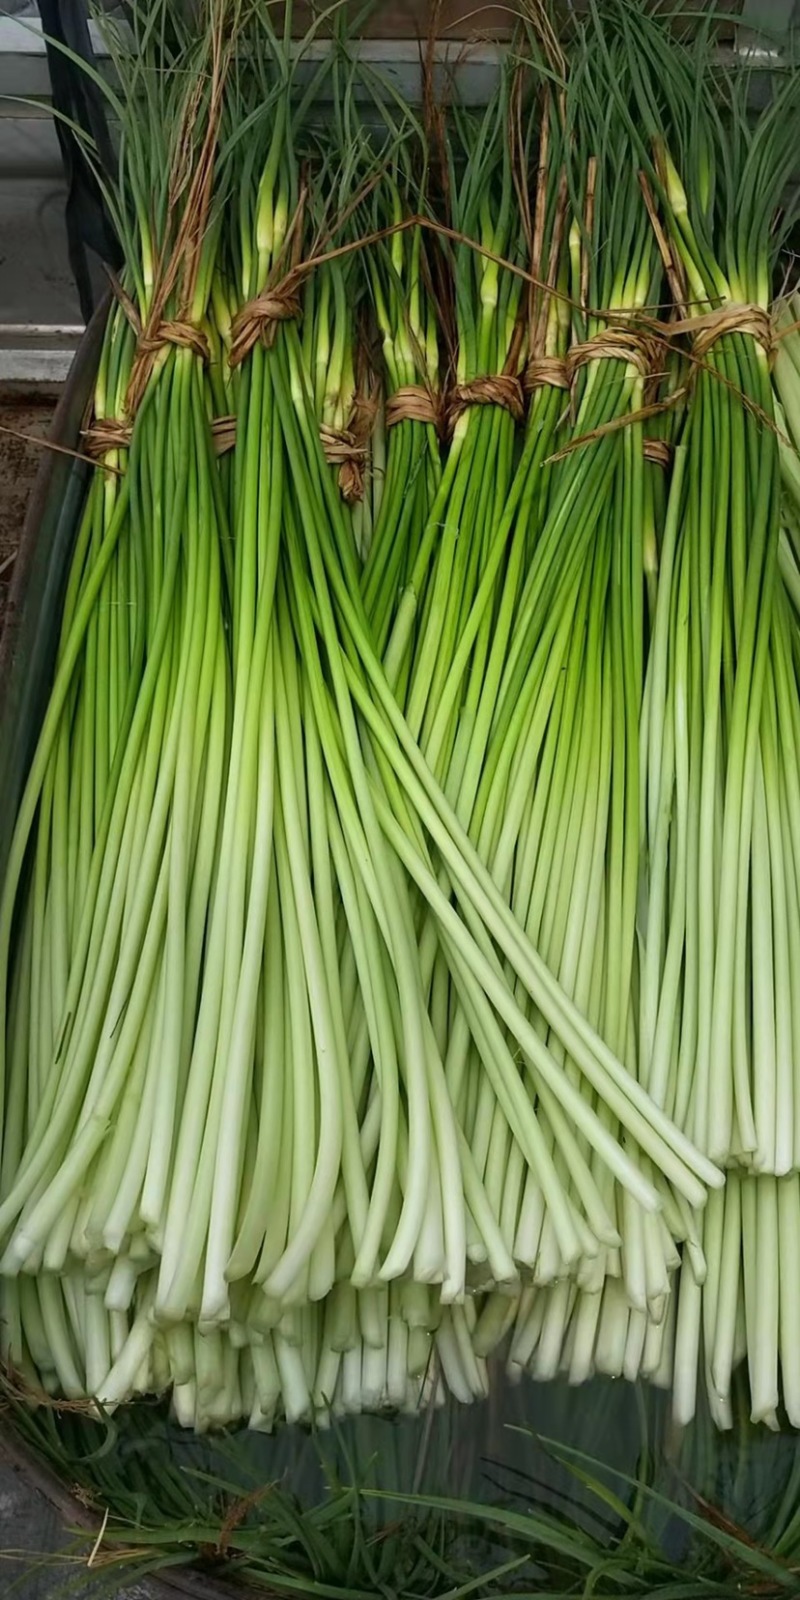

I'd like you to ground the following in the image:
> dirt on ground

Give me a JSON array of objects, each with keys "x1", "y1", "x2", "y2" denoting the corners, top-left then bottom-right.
[{"x1": 0, "y1": 388, "x2": 60, "y2": 634}]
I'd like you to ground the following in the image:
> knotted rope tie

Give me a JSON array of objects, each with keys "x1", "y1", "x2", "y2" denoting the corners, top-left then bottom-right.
[
  {"x1": 522, "y1": 355, "x2": 570, "y2": 395},
  {"x1": 82, "y1": 418, "x2": 133, "y2": 460},
  {"x1": 228, "y1": 279, "x2": 303, "y2": 369},
  {"x1": 385, "y1": 385, "x2": 444, "y2": 432},
  {"x1": 211, "y1": 415, "x2": 237, "y2": 456},
  {"x1": 127, "y1": 317, "x2": 210, "y2": 416},
  {"x1": 567, "y1": 327, "x2": 656, "y2": 381},
  {"x1": 320, "y1": 424, "x2": 369, "y2": 504},
  {"x1": 643, "y1": 438, "x2": 673, "y2": 469},
  {"x1": 447, "y1": 373, "x2": 525, "y2": 434},
  {"x1": 135, "y1": 318, "x2": 210, "y2": 363},
  {"x1": 668, "y1": 302, "x2": 773, "y2": 363},
  {"x1": 320, "y1": 393, "x2": 378, "y2": 505}
]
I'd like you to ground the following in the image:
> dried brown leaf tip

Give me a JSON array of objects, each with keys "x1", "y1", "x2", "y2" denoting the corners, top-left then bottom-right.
[{"x1": 126, "y1": 3, "x2": 231, "y2": 416}]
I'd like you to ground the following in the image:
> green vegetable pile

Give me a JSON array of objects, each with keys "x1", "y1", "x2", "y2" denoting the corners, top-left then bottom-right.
[{"x1": 2, "y1": 0, "x2": 800, "y2": 1437}]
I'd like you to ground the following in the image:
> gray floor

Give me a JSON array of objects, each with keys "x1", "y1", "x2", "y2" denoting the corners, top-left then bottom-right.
[
  {"x1": 0, "y1": 117, "x2": 80, "y2": 319},
  {"x1": 0, "y1": 1455, "x2": 152, "y2": 1597},
  {"x1": 0, "y1": 115, "x2": 85, "y2": 384}
]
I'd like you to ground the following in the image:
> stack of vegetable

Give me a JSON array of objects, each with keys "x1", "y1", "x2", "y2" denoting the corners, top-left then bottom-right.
[{"x1": 1, "y1": 0, "x2": 799, "y2": 1434}]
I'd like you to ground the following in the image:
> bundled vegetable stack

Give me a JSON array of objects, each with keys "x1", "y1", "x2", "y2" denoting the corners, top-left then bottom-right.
[{"x1": 1, "y1": 0, "x2": 799, "y2": 1434}]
